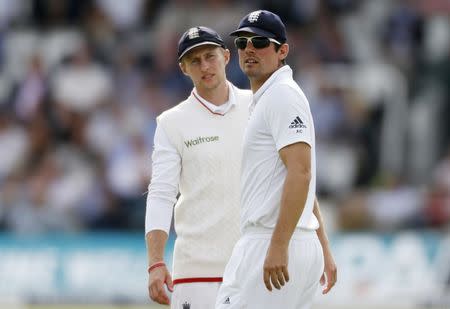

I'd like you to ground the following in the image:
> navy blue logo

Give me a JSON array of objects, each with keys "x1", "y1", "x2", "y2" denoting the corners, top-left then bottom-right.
[
  {"x1": 288, "y1": 116, "x2": 306, "y2": 129},
  {"x1": 182, "y1": 301, "x2": 190, "y2": 309}
]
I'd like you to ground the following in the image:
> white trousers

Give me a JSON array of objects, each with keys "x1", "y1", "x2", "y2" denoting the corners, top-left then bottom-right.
[
  {"x1": 171, "y1": 281, "x2": 221, "y2": 309},
  {"x1": 215, "y1": 228, "x2": 324, "y2": 309}
]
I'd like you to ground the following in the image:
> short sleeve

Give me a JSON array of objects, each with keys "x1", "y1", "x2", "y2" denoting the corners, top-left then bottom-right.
[{"x1": 263, "y1": 85, "x2": 313, "y2": 151}]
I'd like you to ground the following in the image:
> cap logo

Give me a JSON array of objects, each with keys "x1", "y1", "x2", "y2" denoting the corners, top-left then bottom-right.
[
  {"x1": 187, "y1": 27, "x2": 200, "y2": 39},
  {"x1": 248, "y1": 10, "x2": 262, "y2": 23}
]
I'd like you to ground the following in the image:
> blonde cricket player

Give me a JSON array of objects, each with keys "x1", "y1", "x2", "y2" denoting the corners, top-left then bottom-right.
[{"x1": 145, "y1": 26, "x2": 252, "y2": 309}]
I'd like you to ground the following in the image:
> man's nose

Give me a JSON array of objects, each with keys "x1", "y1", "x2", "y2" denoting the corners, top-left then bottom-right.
[
  {"x1": 244, "y1": 46, "x2": 256, "y2": 55},
  {"x1": 244, "y1": 41, "x2": 256, "y2": 52},
  {"x1": 200, "y1": 59, "x2": 209, "y2": 71}
]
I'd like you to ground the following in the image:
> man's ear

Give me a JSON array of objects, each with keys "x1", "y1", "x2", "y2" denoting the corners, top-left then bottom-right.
[
  {"x1": 179, "y1": 61, "x2": 189, "y2": 76},
  {"x1": 223, "y1": 48, "x2": 231, "y2": 65},
  {"x1": 279, "y1": 43, "x2": 289, "y2": 62}
]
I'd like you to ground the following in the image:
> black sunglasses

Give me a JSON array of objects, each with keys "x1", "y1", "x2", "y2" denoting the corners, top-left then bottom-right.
[{"x1": 234, "y1": 36, "x2": 282, "y2": 50}]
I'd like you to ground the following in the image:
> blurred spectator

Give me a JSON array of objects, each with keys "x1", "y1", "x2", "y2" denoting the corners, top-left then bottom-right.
[
  {"x1": 14, "y1": 53, "x2": 47, "y2": 121},
  {"x1": 381, "y1": 0, "x2": 424, "y2": 73},
  {"x1": 153, "y1": 0, "x2": 250, "y2": 39},
  {"x1": 365, "y1": 174, "x2": 425, "y2": 230},
  {"x1": 0, "y1": 0, "x2": 26, "y2": 29},
  {"x1": 338, "y1": 174, "x2": 425, "y2": 231},
  {"x1": 25, "y1": 111, "x2": 52, "y2": 163},
  {"x1": 51, "y1": 42, "x2": 112, "y2": 113},
  {"x1": 30, "y1": 0, "x2": 91, "y2": 28},
  {"x1": 0, "y1": 112, "x2": 29, "y2": 182},
  {"x1": 0, "y1": 0, "x2": 448, "y2": 234},
  {"x1": 95, "y1": 0, "x2": 145, "y2": 31},
  {"x1": 113, "y1": 47, "x2": 143, "y2": 106},
  {"x1": 2, "y1": 151, "x2": 82, "y2": 233},
  {"x1": 259, "y1": 0, "x2": 320, "y2": 26},
  {"x1": 312, "y1": 8, "x2": 353, "y2": 63},
  {"x1": 106, "y1": 133, "x2": 150, "y2": 229},
  {"x1": 424, "y1": 145, "x2": 450, "y2": 228}
]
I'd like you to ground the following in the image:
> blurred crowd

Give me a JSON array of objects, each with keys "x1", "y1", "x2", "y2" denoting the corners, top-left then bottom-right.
[{"x1": 0, "y1": 0, "x2": 449, "y2": 234}]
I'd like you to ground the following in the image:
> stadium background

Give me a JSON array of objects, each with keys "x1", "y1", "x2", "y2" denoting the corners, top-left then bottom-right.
[{"x1": 0, "y1": 0, "x2": 449, "y2": 308}]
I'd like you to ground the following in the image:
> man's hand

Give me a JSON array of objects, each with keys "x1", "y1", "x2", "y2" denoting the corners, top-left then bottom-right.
[
  {"x1": 263, "y1": 243, "x2": 290, "y2": 291},
  {"x1": 320, "y1": 249, "x2": 337, "y2": 294},
  {"x1": 148, "y1": 265, "x2": 174, "y2": 304}
]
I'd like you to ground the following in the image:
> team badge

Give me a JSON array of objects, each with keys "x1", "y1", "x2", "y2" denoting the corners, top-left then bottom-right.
[
  {"x1": 187, "y1": 27, "x2": 200, "y2": 39},
  {"x1": 248, "y1": 10, "x2": 262, "y2": 23}
]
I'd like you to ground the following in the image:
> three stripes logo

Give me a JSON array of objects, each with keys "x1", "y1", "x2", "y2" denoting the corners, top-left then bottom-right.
[
  {"x1": 223, "y1": 297, "x2": 231, "y2": 304},
  {"x1": 182, "y1": 301, "x2": 191, "y2": 309},
  {"x1": 289, "y1": 116, "x2": 307, "y2": 129}
]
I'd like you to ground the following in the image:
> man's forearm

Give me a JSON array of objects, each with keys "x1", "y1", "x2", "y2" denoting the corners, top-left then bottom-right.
[
  {"x1": 146, "y1": 230, "x2": 169, "y2": 265},
  {"x1": 271, "y1": 169, "x2": 310, "y2": 246},
  {"x1": 313, "y1": 198, "x2": 331, "y2": 252}
]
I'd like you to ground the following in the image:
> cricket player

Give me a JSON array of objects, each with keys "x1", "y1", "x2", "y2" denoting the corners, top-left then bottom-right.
[
  {"x1": 145, "y1": 26, "x2": 251, "y2": 308},
  {"x1": 216, "y1": 10, "x2": 336, "y2": 308}
]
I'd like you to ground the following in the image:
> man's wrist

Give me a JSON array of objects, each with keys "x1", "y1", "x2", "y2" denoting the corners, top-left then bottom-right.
[
  {"x1": 147, "y1": 261, "x2": 166, "y2": 273},
  {"x1": 269, "y1": 237, "x2": 290, "y2": 249}
]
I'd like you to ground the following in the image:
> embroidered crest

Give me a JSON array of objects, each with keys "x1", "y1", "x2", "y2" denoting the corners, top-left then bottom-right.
[
  {"x1": 248, "y1": 11, "x2": 262, "y2": 23},
  {"x1": 187, "y1": 27, "x2": 200, "y2": 39}
]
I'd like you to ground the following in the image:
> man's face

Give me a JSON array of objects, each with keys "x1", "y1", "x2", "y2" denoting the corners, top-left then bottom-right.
[
  {"x1": 180, "y1": 45, "x2": 230, "y2": 92},
  {"x1": 235, "y1": 33, "x2": 287, "y2": 82}
]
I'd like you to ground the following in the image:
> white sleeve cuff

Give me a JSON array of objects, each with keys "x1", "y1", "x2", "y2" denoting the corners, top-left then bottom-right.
[{"x1": 145, "y1": 197, "x2": 174, "y2": 235}]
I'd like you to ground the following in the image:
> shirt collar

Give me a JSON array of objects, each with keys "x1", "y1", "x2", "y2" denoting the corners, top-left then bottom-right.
[
  {"x1": 251, "y1": 65, "x2": 293, "y2": 107},
  {"x1": 192, "y1": 81, "x2": 236, "y2": 115}
]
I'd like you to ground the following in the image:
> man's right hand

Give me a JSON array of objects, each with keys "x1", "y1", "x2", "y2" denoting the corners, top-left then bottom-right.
[{"x1": 148, "y1": 265, "x2": 174, "y2": 305}]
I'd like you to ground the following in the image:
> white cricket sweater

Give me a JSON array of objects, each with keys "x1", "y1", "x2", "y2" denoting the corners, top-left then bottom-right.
[{"x1": 156, "y1": 84, "x2": 251, "y2": 281}]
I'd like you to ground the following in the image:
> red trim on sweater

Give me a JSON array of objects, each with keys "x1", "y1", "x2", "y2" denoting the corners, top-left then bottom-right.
[
  {"x1": 173, "y1": 277, "x2": 223, "y2": 285},
  {"x1": 192, "y1": 92, "x2": 225, "y2": 116}
]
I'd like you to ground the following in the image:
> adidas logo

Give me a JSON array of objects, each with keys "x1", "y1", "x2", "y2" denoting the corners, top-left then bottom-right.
[
  {"x1": 223, "y1": 297, "x2": 231, "y2": 304},
  {"x1": 288, "y1": 116, "x2": 307, "y2": 129},
  {"x1": 182, "y1": 301, "x2": 191, "y2": 309}
]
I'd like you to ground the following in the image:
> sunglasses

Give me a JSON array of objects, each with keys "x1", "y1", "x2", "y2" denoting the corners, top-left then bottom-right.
[{"x1": 234, "y1": 36, "x2": 282, "y2": 50}]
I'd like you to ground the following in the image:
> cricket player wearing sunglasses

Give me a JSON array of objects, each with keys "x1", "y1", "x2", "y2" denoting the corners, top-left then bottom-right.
[{"x1": 216, "y1": 10, "x2": 337, "y2": 309}]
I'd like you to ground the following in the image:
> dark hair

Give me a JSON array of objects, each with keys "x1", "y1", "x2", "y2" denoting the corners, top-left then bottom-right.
[{"x1": 274, "y1": 43, "x2": 286, "y2": 65}]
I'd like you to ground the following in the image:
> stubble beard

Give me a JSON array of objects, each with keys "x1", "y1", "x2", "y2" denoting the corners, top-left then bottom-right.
[{"x1": 243, "y1": 65, "x2": 260, "y2": 79}]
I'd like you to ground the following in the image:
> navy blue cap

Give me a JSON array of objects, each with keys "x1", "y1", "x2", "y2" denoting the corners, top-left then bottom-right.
[
  {"x1": 230, "y1": 10, "x2": 287, "y2": 43},
  {"x1": 177, "y1": 26, "x2": 226, "y2": 61}
]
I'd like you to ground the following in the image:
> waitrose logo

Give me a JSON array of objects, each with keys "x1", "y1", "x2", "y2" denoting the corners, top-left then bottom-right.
[{"x1": 184, "y1": 136, "x2": 219, "y2": 148}]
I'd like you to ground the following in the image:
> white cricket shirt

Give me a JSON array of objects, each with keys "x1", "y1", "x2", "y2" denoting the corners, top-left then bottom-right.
[{"x1": 240, "y1": 65, "x2": 319, "y2": 232}]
